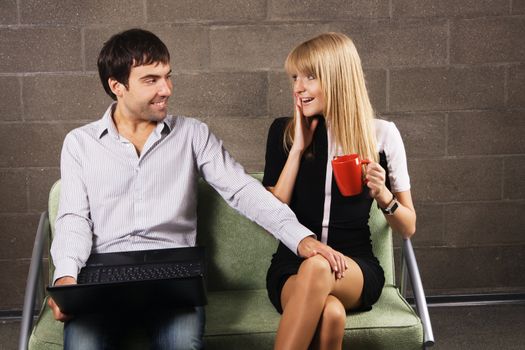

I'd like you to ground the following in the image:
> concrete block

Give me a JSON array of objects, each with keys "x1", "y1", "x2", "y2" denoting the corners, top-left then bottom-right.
[
  {"x1": 210, "y1": 24, "x2": 328, "y2": 70},
  {"x1": 444, "y1": 201, "x2": 525, "y2": 246},
  {"x1": 85, "y1": 25, "x2": 210, "y2": 72},
  {"x1": 0, "y1": 320, "x2": 20, "y2": 350},
  {"x1": 269, "y1": 0, "x2": 389, "y2": 20},
  {"x1": 147, "y1": 24, "x2": 210, "y2": 71},
  {"x1": 0, "y1": 0, "x2": 17, "y2": 25},
  {"x1": 451, "y1": 17, "x2": 525, "y2": 64},
  {"x1": 390, "y1": 66, "x2": 504, "y2": 112},
  {"x1": 0, "y1": 123, "x2": 82, "y2": 167},
  {"x1": 504, "y1": 156, "x2": 525, "y2": 200},
  {"x1": 409, "y1": 158, "x2": 502, "y2": 202},
  {"x1": 513, "y1": 0, "x2": 525, "y2": 14},
  {"x1": 0, "y1": 170, "x2": 27, "y2": 213},
  {"x1": 23, "y1": 74, "x2": 110, "y2": 121},
  {"x1": 0, "y1": 27, "x2": 81, "y2": 73},
  {"x1": 268, "y1": 71, "x2": 293, "y2": 118},
  {"x1": 411, "y1": 202, "x2": 445, "y2": 246},
  {"x1": 199, "y1": 117, "x2": 273, "y2": 172},
  {"x1": 28, "y1": 168, "x2": 60, "y2": 212},
  {"x1": 508, "y1": 64, "x2": 525, "y2": 108},
  {"x1": 172, "y1": 72, "x2": 267, "y2": 117},
  {"x1": 365, "y1": 69, "x2": 387, "y2": 113},
  {"x1": 414, "y1": 245, "x2": 525, "y2": 292},
  {"x1": 448, "y1": 111, "x2": 525, "y2": 156},
  {"x1": 329, "y1": 19, "x2": 448, "y2": 67},
  {"x1": 0, "y1": 214, "x2": 40, "y2": 259},
  {"x1": 20, "y1": 0, "x2": 143, "y2": 25},
  {"x1": 392, "y1": 0, "x2": 509, "y2": 18},
  {"x1": 147, "y1": 0, "x2": 266, "y2": 22},
  {"x1": 384, "y1": 113, "x2": 446, "y2": 158},
  {"x1": 0, "y1": 260, "x2": 31, "y2": 310},
  {"x1": 0, "y1": 77, "x2": 22, "y2": 121}
]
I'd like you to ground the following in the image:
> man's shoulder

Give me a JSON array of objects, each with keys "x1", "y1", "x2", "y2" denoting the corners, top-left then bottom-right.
[
  {"x1": 171, "y1": 115, "x2": 210, "y2": 135},
  {"x1": 64, "y1": 119, "x2": 102, "y2": 142}
]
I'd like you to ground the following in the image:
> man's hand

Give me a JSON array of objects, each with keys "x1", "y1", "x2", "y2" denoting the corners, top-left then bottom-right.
[
  {"x1": 47, "y1": 276, "x2": 76, "y2": 322},
  {"x1": 297, "y1": 236, "x2": 348, "y2": 279}
]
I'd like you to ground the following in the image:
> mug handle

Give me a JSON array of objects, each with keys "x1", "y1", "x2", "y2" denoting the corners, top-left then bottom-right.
[{"x1": 361, "y1": 159, "x2": 371, "y2": 183}]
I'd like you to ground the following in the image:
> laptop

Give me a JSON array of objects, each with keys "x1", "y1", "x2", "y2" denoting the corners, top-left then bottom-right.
[{"x1": 47, "y1": 246, "x2": 207, "y2": 315}]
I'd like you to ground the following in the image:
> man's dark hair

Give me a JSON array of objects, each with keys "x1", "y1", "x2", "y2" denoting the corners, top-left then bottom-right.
[{"x1": 97, "y1": 28, "x2": 170, "y2": 100}]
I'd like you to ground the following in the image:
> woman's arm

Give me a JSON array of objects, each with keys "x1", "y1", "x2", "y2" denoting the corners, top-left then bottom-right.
[
  {"x1": 366, "y1": 162, "x2": 416, "y2": 238},
  {"x1": 267, "y1": 96, "x2": 318, "y2": 204},
  {"x1": 376, "y1": 188, "x2": 416, "y2": 239}
]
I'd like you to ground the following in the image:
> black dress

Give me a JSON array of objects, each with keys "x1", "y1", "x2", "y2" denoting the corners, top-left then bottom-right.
[{"x1": 263, "y1": 116, "x2": 409, "y2": 314}]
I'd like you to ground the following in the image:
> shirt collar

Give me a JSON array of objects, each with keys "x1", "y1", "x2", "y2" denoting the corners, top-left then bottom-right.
[{"x1": 97, "y1": 102, "x2": 174, "y2": 139}]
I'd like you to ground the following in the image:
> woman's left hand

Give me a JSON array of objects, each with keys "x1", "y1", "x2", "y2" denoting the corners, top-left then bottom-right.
[{"x1": 365, "y1": 161, "x2": 388, "y2": 200}]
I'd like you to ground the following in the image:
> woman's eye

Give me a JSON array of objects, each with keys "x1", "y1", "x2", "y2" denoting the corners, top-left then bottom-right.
[
  {"x1": 291, "y1": 75, "x2": 298, "y2": 81},
  {"x1": 307, "y1": 75, "x2": 315, "y2": 80}
]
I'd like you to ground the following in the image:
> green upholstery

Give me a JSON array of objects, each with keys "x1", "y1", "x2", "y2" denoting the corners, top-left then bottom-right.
[{"x1": 28, "y1": 173, "x2": 423, "y2": 349}]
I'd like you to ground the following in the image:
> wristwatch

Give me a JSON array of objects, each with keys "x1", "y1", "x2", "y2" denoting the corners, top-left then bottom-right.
[{"x1": 379, "y1": 195, "x2": 399, "y2": 215}]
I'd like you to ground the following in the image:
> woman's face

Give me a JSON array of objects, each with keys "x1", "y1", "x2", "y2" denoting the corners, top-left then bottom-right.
[{"x1": 291, "y1": 72, "x2": 325, "y2": 117}]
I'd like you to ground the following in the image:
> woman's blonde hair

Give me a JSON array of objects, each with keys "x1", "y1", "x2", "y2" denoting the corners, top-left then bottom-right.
[{"x1": 284, "y1": 32, "x2": 378, "y2": 162}]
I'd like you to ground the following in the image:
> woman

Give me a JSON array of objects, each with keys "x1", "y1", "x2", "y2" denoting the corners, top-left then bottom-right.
[{"x1": 263, "y1": 32, "x2": 416, "y2": 350}]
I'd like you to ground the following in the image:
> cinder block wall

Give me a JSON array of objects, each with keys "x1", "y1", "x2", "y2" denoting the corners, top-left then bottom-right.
[{"x1": 1, "y1": 1, "x2": 524, "y2": 310}]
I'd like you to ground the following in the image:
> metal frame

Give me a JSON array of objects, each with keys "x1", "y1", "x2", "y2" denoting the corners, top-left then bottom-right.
[
  {"x1": 18, "y1": 211, "x2": 49, "y2": 350},
  {"x1": 400, "y1": 238, "x2": 435, "y2": 348}
]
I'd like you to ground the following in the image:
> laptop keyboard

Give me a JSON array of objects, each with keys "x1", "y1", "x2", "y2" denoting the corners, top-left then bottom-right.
[{"x1": 77, "y1": 262, "x2": 202, "y2": 284}]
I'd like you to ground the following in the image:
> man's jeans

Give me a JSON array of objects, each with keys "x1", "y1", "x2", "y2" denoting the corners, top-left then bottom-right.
[{"x1": 63, "y1": 307, "x2": 205, "y2": 350}]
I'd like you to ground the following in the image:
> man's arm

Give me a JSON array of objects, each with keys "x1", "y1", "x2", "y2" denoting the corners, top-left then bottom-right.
[
  {"x1": 193, "y1": 123, "x2": 347, "y2": 276},
  {"x1": 50, "y1": 132, "x2": 94, "y2": 284}
]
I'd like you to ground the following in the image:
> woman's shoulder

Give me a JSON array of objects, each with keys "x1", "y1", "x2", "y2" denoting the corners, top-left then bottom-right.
[
  {"x1": 271, "y1": 116, "x2": 291, "y2": 128},
  {"x1": 374, "y1": 118, "x2": 402, "y2": 152},
  {"x1": 268, "y1": 116, "x2": 291, "y2": 135}
]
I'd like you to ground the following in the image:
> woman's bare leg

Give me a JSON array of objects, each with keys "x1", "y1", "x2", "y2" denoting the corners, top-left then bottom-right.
[
  {"x1": 309, "y1": 295, "x2": 346, "y2": 350},
  {"x1": 274, "y1": 255, "x2": 364, "y2": 350}
]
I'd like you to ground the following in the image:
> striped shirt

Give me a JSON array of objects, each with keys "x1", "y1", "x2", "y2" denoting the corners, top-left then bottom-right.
[{"x1": 51, "y1": 103, "x2": 312, "y2": 282}]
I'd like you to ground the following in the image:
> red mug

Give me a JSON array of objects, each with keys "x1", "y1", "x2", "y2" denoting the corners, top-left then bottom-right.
[{"x1": 331, "y1": 154, "x2": 370, "y2": 196}]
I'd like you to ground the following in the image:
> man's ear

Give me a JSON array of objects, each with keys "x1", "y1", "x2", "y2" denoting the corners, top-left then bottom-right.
[{"x1": 108, "y1": 78, "x2": 125, "y2": 98}]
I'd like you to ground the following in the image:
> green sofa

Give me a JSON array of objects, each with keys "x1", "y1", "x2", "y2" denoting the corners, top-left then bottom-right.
[{"x1": 19, "y1": 173, "x2": 433, "y2": 349}]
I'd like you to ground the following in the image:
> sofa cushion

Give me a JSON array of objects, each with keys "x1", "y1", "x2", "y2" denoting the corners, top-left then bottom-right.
[{"x1": 204, "y1": 286, "x2": 422, "y2": 349}]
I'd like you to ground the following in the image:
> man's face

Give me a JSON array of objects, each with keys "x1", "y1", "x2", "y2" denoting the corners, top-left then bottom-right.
[{"x1": 117, "y1": 62, "x2": 173, "y2": 122}]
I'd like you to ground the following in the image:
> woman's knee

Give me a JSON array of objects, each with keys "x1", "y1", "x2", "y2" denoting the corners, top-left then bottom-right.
[{"x1": 298, "y1": 254, "x2": 334, "y2": 285}]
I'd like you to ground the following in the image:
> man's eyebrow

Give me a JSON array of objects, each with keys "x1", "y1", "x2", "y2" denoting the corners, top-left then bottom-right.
[{"x1": 139, "y1": 70, "x2": 172, "y2": 80}]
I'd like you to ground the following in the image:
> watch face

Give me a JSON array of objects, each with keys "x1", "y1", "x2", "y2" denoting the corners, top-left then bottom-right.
[{"x1": 388, "y1": 201, "x2": 399, "y2": 215}]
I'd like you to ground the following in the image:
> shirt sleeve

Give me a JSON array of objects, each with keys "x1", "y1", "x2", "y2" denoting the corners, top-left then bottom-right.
[
  {"x1": 262, "y1": 117, "x2": 289, "y2": 187},
  {"x1": 50, "y1": 132, "x2": 94, "y2": 284},
  {"x1": 384, "y1": 122, "x2": 411, "y2": 193},
  {"x1": 192, "y1": 120, "x2": 312, "y2": 255}
]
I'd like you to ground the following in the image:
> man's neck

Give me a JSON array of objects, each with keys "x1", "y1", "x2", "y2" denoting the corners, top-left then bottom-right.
[{"x1": 112, "y1": 104, "x2": 157, "y2": 156}]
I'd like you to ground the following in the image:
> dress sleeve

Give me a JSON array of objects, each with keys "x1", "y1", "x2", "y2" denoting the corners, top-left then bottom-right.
[
  {"x1": 263, "y1": 117, "x2": 289, "y2": 187},
  {"x1": 384, "y1": 122, "x2": 411, "y2": 193}
]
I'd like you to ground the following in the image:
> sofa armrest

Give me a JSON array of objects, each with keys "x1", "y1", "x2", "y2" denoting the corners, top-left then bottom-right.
[
  {"x1": 18, "y1": 211, "x2": 49, "y2": 350},
  {"x1": 400, "y1": 238, "x2": 435, "y2": 348}
]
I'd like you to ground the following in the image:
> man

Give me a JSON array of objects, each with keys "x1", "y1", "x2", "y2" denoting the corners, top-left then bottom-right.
[{"x1": 48, "y1": 28, "x2": 347, "y2": 350}]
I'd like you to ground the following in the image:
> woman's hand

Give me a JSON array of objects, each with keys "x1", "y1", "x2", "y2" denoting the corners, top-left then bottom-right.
[
  {"x1": 290, "y1": 95, "x2": 318, "y2": 154},
  {"x1": 365, "y1": 162, "x2": 391, "y2": 206}
]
